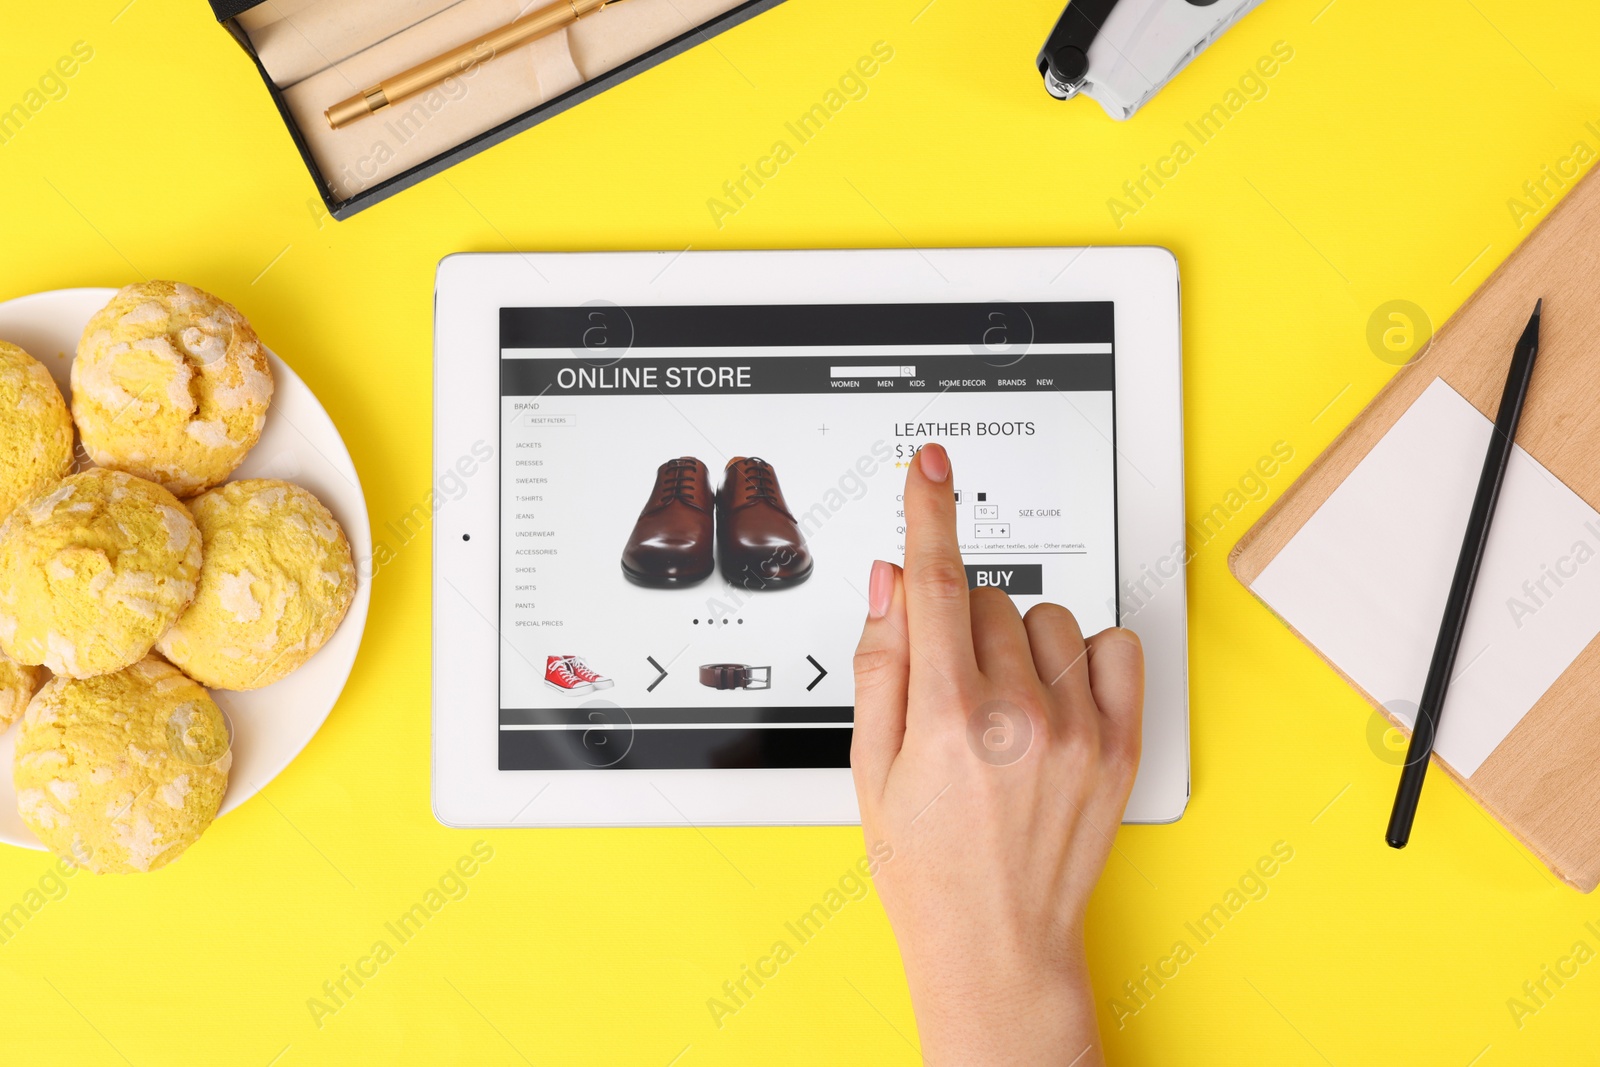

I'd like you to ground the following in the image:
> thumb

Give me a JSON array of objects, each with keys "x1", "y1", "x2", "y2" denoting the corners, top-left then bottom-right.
[{"x1": 851, "y1": 560, "x2": 909, "y2": 802}]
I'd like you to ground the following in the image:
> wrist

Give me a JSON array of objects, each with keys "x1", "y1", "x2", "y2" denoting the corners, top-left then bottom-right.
[{"x1": 901, "y1": 933, "x2": 1102, "y2": 1067}]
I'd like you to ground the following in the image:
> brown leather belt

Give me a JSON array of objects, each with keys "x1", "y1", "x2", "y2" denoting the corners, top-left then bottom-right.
[{"x1": 698, "y1": 663, "x2": 771, "y2": 690}]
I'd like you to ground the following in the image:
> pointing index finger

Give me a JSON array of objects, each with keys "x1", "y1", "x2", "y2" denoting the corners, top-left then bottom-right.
[{"x1": 902, "y1": 443, "x2": 977, "y2": 680}]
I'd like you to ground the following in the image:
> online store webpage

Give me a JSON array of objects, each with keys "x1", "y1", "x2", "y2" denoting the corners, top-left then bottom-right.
[{"x1": 498, "y1": 302, "x2": 1118, "y2": 770}]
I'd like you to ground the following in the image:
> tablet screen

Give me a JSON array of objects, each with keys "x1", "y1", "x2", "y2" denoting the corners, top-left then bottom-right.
[{"x1": 497, "y1": 302, "x2": 1117, "y2": 770}]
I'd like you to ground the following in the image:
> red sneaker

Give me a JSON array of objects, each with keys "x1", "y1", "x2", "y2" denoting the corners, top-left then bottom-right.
[
  {"x1": 545, "y1": 655, "x2": 593, "y2": 695},
  {"x1": 563, "y1": 655, "x2": 614, "y2": 691}
]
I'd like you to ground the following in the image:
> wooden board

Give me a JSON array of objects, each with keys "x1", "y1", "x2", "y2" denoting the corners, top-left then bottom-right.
[{"x1": 1230, "y1": 167, "x2": 1600, "y2": 892}]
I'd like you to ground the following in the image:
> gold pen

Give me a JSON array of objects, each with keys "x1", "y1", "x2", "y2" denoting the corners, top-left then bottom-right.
[{"x1": 326, "y1": 0, "x2": 622, "y2": 129}]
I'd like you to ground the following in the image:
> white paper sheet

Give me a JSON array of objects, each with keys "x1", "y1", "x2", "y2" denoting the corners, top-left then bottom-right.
[{"x1": 1251, "y1": 377, "x2": 1600, "y2": 776}]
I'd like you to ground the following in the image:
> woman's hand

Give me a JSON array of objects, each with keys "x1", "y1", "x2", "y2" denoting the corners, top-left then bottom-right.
[{"x1": 852, "y1": 443, "x2": 1145, "y2": 1067}]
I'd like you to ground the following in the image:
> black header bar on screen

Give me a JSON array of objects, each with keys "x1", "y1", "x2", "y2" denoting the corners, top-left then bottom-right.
[
  {"x1": 500, "y1": 352, "x2": 1112, "y2": 396},
  {"x1": 499, "y1": 301, "x2": 1113, "y2": 351}
]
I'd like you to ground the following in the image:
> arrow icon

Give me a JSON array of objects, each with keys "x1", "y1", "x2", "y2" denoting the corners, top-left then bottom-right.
[
  {"x1": 805, "y1": 655, "x2": 828, "y2": 692},
  {"x1": 646, "y1": 656, "x2": 668, "y2": 692}
]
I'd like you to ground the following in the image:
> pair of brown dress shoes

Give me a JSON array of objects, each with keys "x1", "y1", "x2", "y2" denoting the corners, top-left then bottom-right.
[{"x1": 621, "y1": 456, "x2": 814, "y2": 590}]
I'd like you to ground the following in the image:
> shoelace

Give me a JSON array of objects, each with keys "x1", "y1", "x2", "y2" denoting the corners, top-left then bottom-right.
[
  {"x1": 654, "y1": 459, "x2": 703, "y2": 508},
  {"x1": 566, "y1": 657, "x2": 601, "y2": 681},
  {"x1": 729, "y1": 458, "x2": 791, "y2": 515},
  {"x1": 551, "y1": 660, "x2": 583, "y2": 684}
]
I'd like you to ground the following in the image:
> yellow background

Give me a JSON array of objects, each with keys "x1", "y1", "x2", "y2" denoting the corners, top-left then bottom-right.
[{"x1": 2, "y1": 0, "x2": 1598, "y2": 1063}]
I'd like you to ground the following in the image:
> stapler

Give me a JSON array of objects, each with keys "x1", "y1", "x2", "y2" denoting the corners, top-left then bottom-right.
[{"x1": 1037, "y1": 0, "x2": 1266, "y2": 119}]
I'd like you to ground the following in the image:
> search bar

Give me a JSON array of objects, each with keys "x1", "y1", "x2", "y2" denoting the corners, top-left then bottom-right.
[{"x1": 830, "y1": 365, "x2": 917, "y2": 378}]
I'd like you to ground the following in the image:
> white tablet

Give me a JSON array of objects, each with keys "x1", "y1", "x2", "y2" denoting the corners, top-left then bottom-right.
[{"x1": 433, "y1": 248, "x2": 1188, "y2": 827}]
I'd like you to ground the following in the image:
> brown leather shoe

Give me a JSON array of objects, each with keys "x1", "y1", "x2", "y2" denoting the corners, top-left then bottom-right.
[
  {"x1": 717, "y1": 457, "x2": 813, "y2": 590},
  {"x1": 621, "y1": 457, "x2": 715, "y2": 587}
]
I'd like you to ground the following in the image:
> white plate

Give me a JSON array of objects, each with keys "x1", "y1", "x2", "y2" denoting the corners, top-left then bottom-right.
[{"x1": 0, "y1": 288, "x2": 371, "y2": 851}]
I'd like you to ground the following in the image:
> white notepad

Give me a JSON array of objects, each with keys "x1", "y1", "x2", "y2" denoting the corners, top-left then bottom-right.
[{"x1": 1251, "y1": 377, "x2": 1600, "y2": 776}]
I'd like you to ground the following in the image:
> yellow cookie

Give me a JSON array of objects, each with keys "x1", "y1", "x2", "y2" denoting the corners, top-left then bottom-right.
[
  {"x1": 0, "y1": 340, "x2": 75, "y2": 520},
  {"x1": 0, "y1": 468, "x2": 201, "y2": 678},
  {"x1": 14, "y1": 656, "x2": 231, "y2": 873},
  {"x1": 158, "y1": 479, "x2": 356, "y2": 690},
  {"x1": 72, "y1": 281, "x2": 274, "y2": 497},
  {"x1": 0, "y1": 648, "x2": 45, "y2": 731}
]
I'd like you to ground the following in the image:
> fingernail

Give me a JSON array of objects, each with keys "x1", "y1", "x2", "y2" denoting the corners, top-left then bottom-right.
[
  {"x1": 868, "y1": 560, "x2": 893, "y2": 618},
  {"x1": 918, "y1": 443, "x2": 949, "y2": 482}
]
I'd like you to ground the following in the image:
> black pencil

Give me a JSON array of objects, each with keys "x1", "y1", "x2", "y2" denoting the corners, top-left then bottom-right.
[{"x1": 1386, "y1": 298, "x2": 1544, "y2": 849}]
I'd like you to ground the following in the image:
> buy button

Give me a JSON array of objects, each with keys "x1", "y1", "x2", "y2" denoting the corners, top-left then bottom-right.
[{"x1": 963, "y1": 564, "x2": 1043, "y2": 595}]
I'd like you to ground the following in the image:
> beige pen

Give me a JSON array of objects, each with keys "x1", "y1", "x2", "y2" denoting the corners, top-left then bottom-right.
[{"x1": 325, "y1": 0, "x2": 622, "y2": 129}]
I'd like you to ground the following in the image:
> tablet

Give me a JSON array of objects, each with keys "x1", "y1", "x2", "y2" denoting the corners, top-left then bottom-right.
[{"x1": 433, "y1": 248, "x2": 1188, "y2": 827}]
